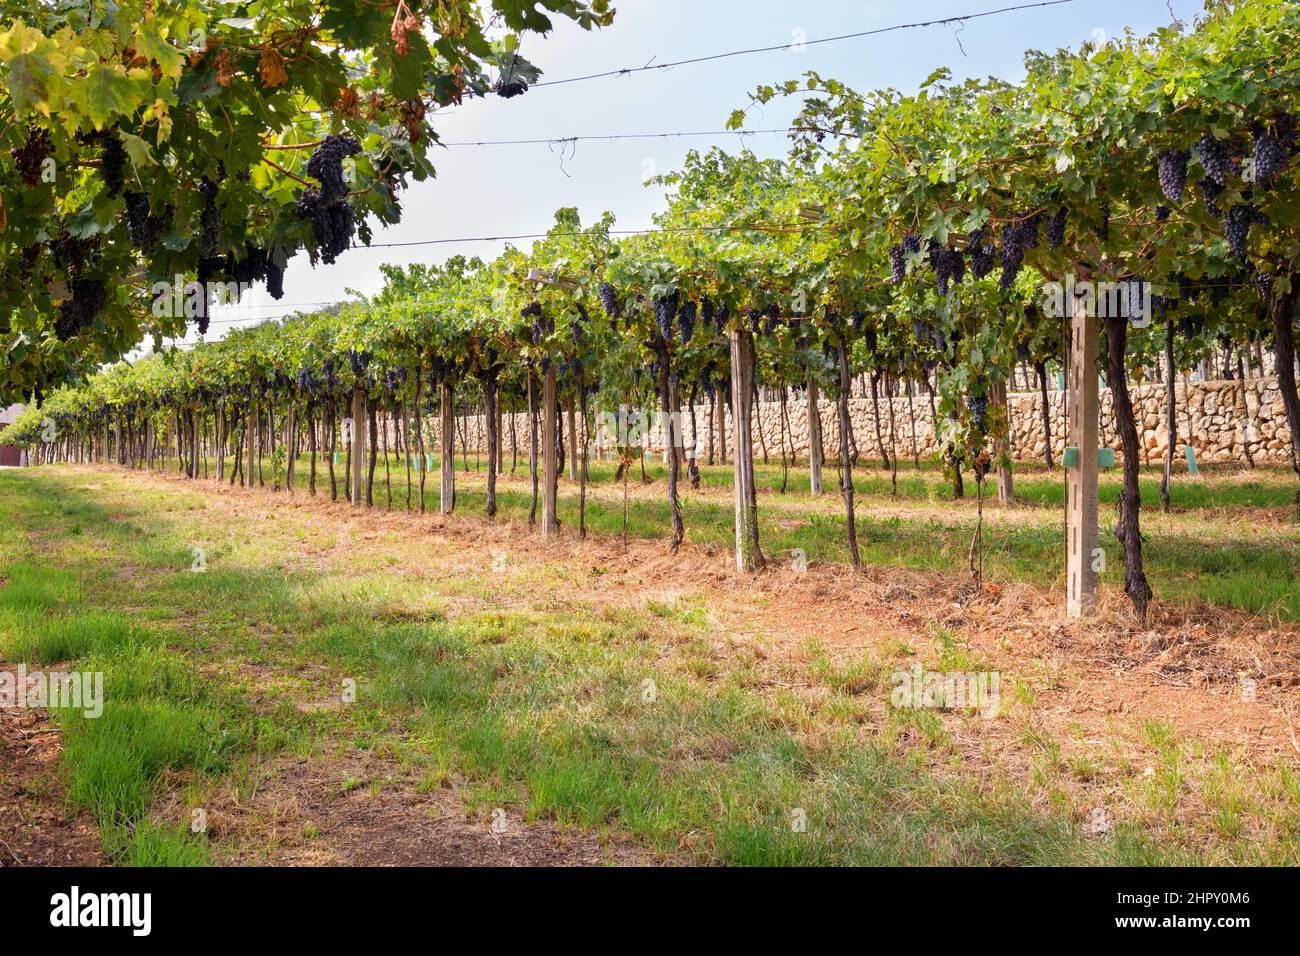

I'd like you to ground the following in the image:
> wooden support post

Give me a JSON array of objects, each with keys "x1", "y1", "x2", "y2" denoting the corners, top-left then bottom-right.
[
  {"x1": 246, "y1": 398, "x2": 256, "y2": 489},
  {"x1": 807, "y1": 377, "x2": 823, "y2": 494},
  {"x1": 717, "y1": 389, "x2": 727, "y2": 465},
  {"x1": 286, "y1": 401, "x2": 296, "y2": 492},
  {"x1": 439, "y1": 381, "x2": 455, "y2": 514},
  {"x1": 351, "y1": 385, "x2": 366, "y2": 508},
  {"x1": 730, "y1": 330, "x2": 762, "y2": 572},
  {"x1": 541, "y1": 363, "x2": 559, "y2": 538},
  {"x1": 1066, "y1": 298, "x2": 1099, "y2": 618},
  {"x1": 992, "y1": 378, "x2": 1013, "y2": 505},
  {"x1": 566, "y1": 394, "x2": 579, "y2": 480}
]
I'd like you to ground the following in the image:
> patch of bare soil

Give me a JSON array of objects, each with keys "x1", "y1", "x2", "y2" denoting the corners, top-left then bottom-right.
[
  {"x1": 180, "y1": 750, "x2": 667, "y2": 867},
  {"x1": 0, "y1": 664, "x2": 106, "y2": 867}
]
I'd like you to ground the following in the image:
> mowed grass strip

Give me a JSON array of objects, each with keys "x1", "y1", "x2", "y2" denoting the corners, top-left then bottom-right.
[
  {"x1": 0, "y1": 467, "x2": 1296, "y2": 865},
  {"x1": 296, "y1": 454, "x2": 1300, "y2": 621}
]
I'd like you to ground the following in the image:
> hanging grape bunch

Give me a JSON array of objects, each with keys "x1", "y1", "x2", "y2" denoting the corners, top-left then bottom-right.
[
  {"x1": 11, "y1": 127, "x2": 51, "y2": 188},
  {"x1": 762, "y1": 302, "x2": 780, "y2": 337},
  {"x1": 346, "y1": 348, "x2": 372, "y2": 378},
  {"x1": 654, "y1": 293, "x2": 678, "y2": 342},
  {"x1": 1046, "y1": 208, "x2": 1067, "y2": 249},
  {"x1": 494, "y1": 56, "x2": 529, "y2": 98},
  {"x1": 967, "y1": 228, "x2": 995, "y2": 278},
  {"x1": 124, "y1": 192, "x2": 166, "y2": 251},
  {"x1": 597, "y1": 282, "x2": 621, "y2": 318},
  {"x1": 678, "y1": 299, "x2": 697, "y2": 344},
  {"x1": 198, "y1": 176, "x2": 221, "y2": 257},
  {"x1": 998, "y1": 221, "x2": 1025, "y2": 290},
  {"x1": 1252, "y1": 126, "x2": 1288, "y2": 185},
  {"x1": 1252, "y1": 268, "x2": 1273, "y2": 300},
  {"x1": 1095, "y1": 201, "x2": 1111, "y2": 243},
  {"x1": 888, "y1": 245, "x2": 906, "y2": 284},
  {"x1": 55, "y1": 279, "x2": 108, "y2": 341},
  {"x1": 1224, "y1": 203, "x2": 1261, "y2": 259},
  {"x1": 101, "y1": 134, "x2": 127, "y2": 199},
  {"x1": 1156, "y1": 148, "x2": 1189, "y2": 201},
  {"x1": 297, "y1": 135, "x2": 363, "y2": 265},
  {"x1": 1195, "y1": 133, "x2": 1234, "y2": 187},
  {"x1": 966, "y1": 390, "x2": 989, "y2": 433}
]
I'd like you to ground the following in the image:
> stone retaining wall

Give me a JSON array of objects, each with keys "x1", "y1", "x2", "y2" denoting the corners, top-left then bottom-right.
[{"x1": 433, "y1": 377, "x2": 1295, "y2": 465}]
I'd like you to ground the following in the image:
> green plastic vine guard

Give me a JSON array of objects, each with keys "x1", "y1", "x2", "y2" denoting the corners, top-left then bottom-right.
[{"x1": 1062, "y1": 446, "x2": 1115, "y2": 469}]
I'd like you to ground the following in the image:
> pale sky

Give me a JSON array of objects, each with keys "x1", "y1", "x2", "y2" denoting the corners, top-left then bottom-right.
[{"x1": 189, "y1": 0, "x2": 1205, "y2": 345}]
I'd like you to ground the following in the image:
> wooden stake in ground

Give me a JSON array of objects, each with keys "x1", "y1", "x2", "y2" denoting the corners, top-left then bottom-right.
[
  {"x1": 1066, "y1": 296, "x2": 1099, "y2": 618},
  {"x1": 807, "y1": 377, "x2": 823, "y2": 494},
  {"x1": 541, "y1": 362, "x2": 559, "y2": 538},
  {"x1": 350, "y1": 384, "x2": 366, "y2": 508},
  {"x1": 440, "y1": 380, "x2": 455, "y2": 515},
  {"x1": 729, "y1": 329, "x2": 764, "y2": 572},
  {"x1": 992, "y1": 378, "x2": 1014, "y2": 506},
  {"x1": 247, "y1": 396, "x2": 256, "y2": 491}
]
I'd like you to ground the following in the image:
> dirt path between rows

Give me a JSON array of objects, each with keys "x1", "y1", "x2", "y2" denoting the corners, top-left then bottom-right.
[
  {"x1": 0, "y1": 665, "x2": 106, "y2": 867},
  {"x1": 170, "y1": 465, "x2": 1300, "y2": 763},
  {"x1": 17, "y1": 465, "x2": 1300, "y2": 863}
]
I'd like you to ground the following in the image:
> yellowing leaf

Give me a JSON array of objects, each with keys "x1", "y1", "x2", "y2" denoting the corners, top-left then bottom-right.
[
  {"x1": 75, "y1": 63, "x2": 138, "y2": 128},
  {"x1": 133, "y1": 25, "x2": 185, "y2": 81},
  {"x1": 257, "y1": 47, "x2": 288, "y2": 88}
]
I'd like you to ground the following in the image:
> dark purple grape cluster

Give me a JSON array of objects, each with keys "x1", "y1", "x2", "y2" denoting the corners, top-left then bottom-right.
[
  {"x1": 902, "y1": 234, "x2": 921, "y2": 256},
  {"x1": 1156, "y1": 205, "x2": 1170, "y2": 221},
  {"x1": 521, "y1": 301, "x2": 542, "y2": 318},
  {"x1": 1195, "y1": 133, "x2": 1233, "y2": 187},
  {"x1": 265, "y1": 258, "x2": 285, "y2": 300},
  {"x1": 101, "y1": 135, "x2": 127, "y2": 198},
  {"x1": 296, "y1": 369, "x2": 319, "y2": 394},
  {"x1": 1200, "y1": 177, "x2": 1224, "y2": 215},
  {"x1": 494, "y1": 78, "x2": 529, "y2": 98},
  {"x1": 1046, "y1": 208, "x2": 1067, "y2": 249},
  {"x1": 998, "y1": 222, "x2": 1025, "y2": 290},
  {"x1": 1095, "y1": 202, "x2": 1110, "y2": 242},
  {"x1": 228, "y1": 245, "x2": 268, "y2": 285},
  {"x1": 124, "y1": 192, "x2": 166, "y2": 250},
  {"x1": 1156, "y1": 148, "x2": 1189, "y2": 201},
  {"x1": 850, "y1": 311, "x2": 865, "y2": 335},
  {"x1": 966, "y1": 391, "x2": 988, "y2": 432},
  {"x1": 12, "y1": 128, "x2": 51, "y2": 188},
  {"x1": 306, "y1": 135, "x2": 362, "y2": 199},
  {"x1": 297, "y1": 136, "x2": 361, "y2": 265},
  {"x1": 1224, "y1": 203, "x2": 1258, "y2": 259},
  {"x1": 678, "y1": 300, "x2": 697, "y2": 343},
  {"x1": 198, "y1": 177, "x2": 221, "y2": 256},
  {"x1": 701, "y1": 296, "x2": 718, "y2": 331},
  {"x1": 347, "y1": 349, "x2": 371, "y2": 377},
  {"x1": 55, "y1": 278, "x2": 107, "y2": 340},
  {"x1": 1252, "y1": 268, "x2": 1273, "y2": 300},
  {"x1": 597, "y1": 282, "x2": 620, "y2": 318},
  {"x1": 888, "y1": 245, "x2": 906, "y2": 284},
  {"x1": 1252, "y1": 130, "x2": 1287, "y2": 185},
  {"x1": 1178, "y1": 315, "x2": 1205, "y2": 339},
  {"x1": 296, "y1": 187, "x2": 353, "y2": 264},
  {"x1": 383, "y1": 367, "x2": 407, "y2": 394},
  {"x1": 967, "y1": 228, "x2": 995, "y2": 278},
  {"x1": 1019, "y1": 211, "x2": 1042, "y2": 250},
  {"x1": 654, "y1": 293, "x2": 678, "y2": 341},
  {"x1": 933, "y1": 246, "x2": 965, "y2": 296}
]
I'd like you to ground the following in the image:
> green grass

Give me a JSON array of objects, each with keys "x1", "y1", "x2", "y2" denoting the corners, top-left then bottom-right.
[
  {"x1": 0, "y1": 465, "x2": 1296, "y2": 866},
  {"x1": 304, "y1": 452, "x2": 1300, "y2": 620}
]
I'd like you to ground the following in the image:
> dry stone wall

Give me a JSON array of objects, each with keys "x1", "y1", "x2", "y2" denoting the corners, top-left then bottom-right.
[{"x1": 433, "y1": 377, "x2": 1295, "y2": 466}]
